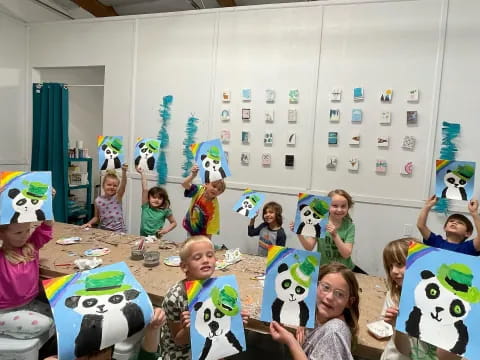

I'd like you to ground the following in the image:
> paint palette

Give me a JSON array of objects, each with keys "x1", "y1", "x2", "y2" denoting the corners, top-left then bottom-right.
[
  {"x1": 367, "y1": 320, "x2": 393, "y2": 339},
  {"x1": 163, "y1": 255, "x2": 181, "y2": 267},
  {"x1": 84, "y1": 247, "x2": 110, "y2": 257}
]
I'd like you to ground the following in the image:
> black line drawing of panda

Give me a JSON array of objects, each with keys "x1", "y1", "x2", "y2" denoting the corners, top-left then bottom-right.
[
  {"x1": 193, "y1": 297, "x2": 243, "y2": 360},
  {"x1": 134, "y1": 142, "x2": 156, "y2": 171},
  {"x1": 201, "y1": 146, "x2": 226, "y2": 183},
  {"x1": 296, "y1": 204, "x2": 322, "y2": 238},
  {"x1": 441, "y1": 170, "x2": 468, "y2": 200},
  {"x1": 405, "y1": 269, "x2": 472, "y2": 355},
  {"x1": 271, "y1": 263, "x2": 310, "y2": 327},
  {"x1": 65, "y1": 289, "x2": 145, "y2": 358},
  {"x1": 100, "y1": 144, "x2": 122, "y2": 170},
  {"x1": 8, "y1": 188, "x2": 46, "y2": 223}
]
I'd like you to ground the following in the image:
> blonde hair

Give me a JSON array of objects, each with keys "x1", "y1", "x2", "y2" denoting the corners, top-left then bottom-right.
[
  {"x1": 328, "y1": 189, "x2": 354, "y2": 221},
  {"x1": 102, "y1": 170, "x2": 120, "y2": 186},
  {"x1": 179, "y1": 235, "x2": 214, "y2": 262},
  {"x1": 0, "y1": 224, "x2": 35, "y2": 265},
  {"x1": 209, "y1": 179, "x2": 226, "y2": 194},
  {"x1": 382, "y1": 238, "x2": 417, "y2": 304}
]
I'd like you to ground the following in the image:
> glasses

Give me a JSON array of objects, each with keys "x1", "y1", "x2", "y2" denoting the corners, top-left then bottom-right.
[{"x1": 318, "y1": 282, "x2": 348, "y2": 301}]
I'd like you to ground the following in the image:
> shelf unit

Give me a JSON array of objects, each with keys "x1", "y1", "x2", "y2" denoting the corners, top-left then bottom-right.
[{"x1": 67, "y1": 158, "x2": 92, "y2": 224}]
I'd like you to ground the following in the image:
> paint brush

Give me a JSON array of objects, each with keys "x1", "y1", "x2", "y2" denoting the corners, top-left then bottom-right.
[{"x1": 137, "y1": 238, "x2": 145, "y2": 251}]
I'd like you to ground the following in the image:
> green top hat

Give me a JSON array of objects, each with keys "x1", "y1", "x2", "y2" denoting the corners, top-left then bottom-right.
[
  {"x1": 146, "y1": 140, "x2": 159, "y2": 152},
  {"x1": 309, "y1": 199, "x2": 330, "y2": 218},
  {"x1": 249, "y1": 194, "x2": 261, "y2": 206},
  {"x1": 206, "y1": 146, "x2": 221, "y2": 161},
  {"x1": 107, "y1": 138, "x2": 123, "y2": 152},
  {"x1": 290, "y1": 255, "x2": 319, "y2": 288},
  {"x1": 211, "y1": 285, "x2": 239, "y2": 316},
  {"x1": 21, "y1": 181, "x2": 49, "y2": 200},
  {"x1": 451, "y1": 165, "x2": 475, "y2": 182},
  {"x1": 437, "y1": 264, "x2": 480, "y2": 304},
  {"x1": 75, "y1": 270, "x2": 132, "y2": 296}
]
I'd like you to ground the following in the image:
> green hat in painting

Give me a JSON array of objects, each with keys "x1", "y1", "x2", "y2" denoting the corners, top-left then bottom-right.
[
  {"x1": 21, "y1": 181, "x2": 49, "y2": 200},
  {"x1": 146, "y1": 140, "x2": 159, "y2": 152},
  {"x1": 211, "y1": 285, "x2": 239, "y2": 316},
  {"x1": 309, "y1": 199, "x2": 330, "y2": 218},
  {"x1": 451, "y1": 165, "x2": 475, "y2": 182},
  {"x1": 206, "y1": 146, "x2": 221, "y2": 161},
  {"x1": 75, "y1": 270, "x2": 132, "y2": 296},
  {"x1": 107, "y1": 138, "x2": 123, "y2": 152},
  {"x1": 437, "y1": 264, "x2": 480, "y2": 304},
  {"x1": 249, "y1": 194, "x2": 261, "y2": 206},
  {"x1": 290, "y1": 255, "x2": 319, "y2": 288}
]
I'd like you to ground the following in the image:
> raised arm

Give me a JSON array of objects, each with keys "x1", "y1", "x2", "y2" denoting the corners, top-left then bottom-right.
[
  {"x1": 137, "y1": 167, "x2": 149, "y2": 205},
  {"x1": 116, "y1": 164, "x2": 128, "y2": 201},
  {"x1": 182, "y1": 164, "x2": 199, "y2": 190},
  {"x1": 417, "y1": 195, "x2": 437, "y2": 240},
  {"x1": 468, "y1": 199, "x2": 480, "y2": 251}
]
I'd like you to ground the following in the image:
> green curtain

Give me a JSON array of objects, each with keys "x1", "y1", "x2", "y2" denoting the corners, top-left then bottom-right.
[{"x1": 31, "y1": 83, "x2": 69, "y2": 222}]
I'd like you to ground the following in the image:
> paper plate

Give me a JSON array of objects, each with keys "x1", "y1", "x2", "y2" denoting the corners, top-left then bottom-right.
[
  {"x1": 163, "y1": 255, "x2": 181, "y2": 267},
  {"x1": 367, "y1": 320, "x2": 393, "y2": 339},
  {"x1": 84, "y1": 247, "x2": 110, "y2": 257},
  {"x1": 56, "y1": 237, "x2": 81, "y2": 245}
]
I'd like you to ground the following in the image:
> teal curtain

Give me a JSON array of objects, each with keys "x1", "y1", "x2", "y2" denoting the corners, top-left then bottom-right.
[{"x1": 32, "y1": 83, "x2": 69, "y2": 222}]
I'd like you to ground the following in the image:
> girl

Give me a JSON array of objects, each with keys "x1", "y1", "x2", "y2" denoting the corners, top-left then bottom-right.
[
  {"x1": 137, "y1": 167, "x2": 177, "y2": 237},
  {"x1": 381, "y1": 238, "x2": 461, "y2": 360},
  {"x1": 248, "y1": 201, "x2": 286, "y2": 257},
  {"x1": 0, "y1": 219, "x2": 54, "y2": 339},
  {"x1": 295, "y1": 189, "x2": 364, "y2": 272},
  {"x1": 270, "y1": 262, "x2": 360, "y2": 360},
  {"x1": 83, "y1": 164, "x2": 128, "y2": 233}
]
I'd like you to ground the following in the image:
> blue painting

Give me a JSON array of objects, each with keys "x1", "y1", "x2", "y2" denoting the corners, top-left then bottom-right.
[
  {"x1": 293, "y1": 193, "x2": 331, "y2": 239},
  {"x1": 435, "y1": 160, "x2": 475, "y2": 201},
  {"x1": 0, "y1": 171, "x2": 53, "y2": 225},
  {"x1": 186, "y1": 275, "x2": 246, "y2": 360},
  {"x1": 260, "y1": 246, "x2": 320, "y2": 328},
  {"x1": 397, "y1": 243, "x2": 480, "y2": 358},
  {"x1": 232, "y1": 189, "x2": 266, "y2": 219},
  {"x1": 134, "y1": 137, "x2": 160, "y2": 174},
  {"x1": 191, "y1": 138, "x2": 231, "y2": 184},
  {"x1": 42, "y1": 262, "x2": 153, "y2": 360},
  {"x1": 97, "y1": 135, "x2": 124, "y2": 171}
]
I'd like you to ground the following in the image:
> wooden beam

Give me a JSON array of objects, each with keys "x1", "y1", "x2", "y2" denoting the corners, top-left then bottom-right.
[
  {"x1": 73, "y1": 0, "x2": 118, "y2": 17},
  {"x1": 217, "y1": 0, "x2": 236, "y2": 7}
]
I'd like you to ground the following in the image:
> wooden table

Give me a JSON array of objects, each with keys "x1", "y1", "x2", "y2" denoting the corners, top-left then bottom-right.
[{"x1": 39, "y1": 223, "x2": 388, "y2": 359}]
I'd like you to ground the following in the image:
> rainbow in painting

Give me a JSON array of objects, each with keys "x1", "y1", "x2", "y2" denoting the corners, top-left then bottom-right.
[
  {"x1": 189, "y1": 143, "x2": 200, "y2": 157},
  {"x1": 435, "y1": 159, "x2": 475, "y2": 201},
  {"x1": 436, "y1": 159, "x2": 452, "y2": 172},
  {"x1": 260, "y1": 246, "x2": 320, "y2": 328},
  {"x1": 42, "y1": 273, "x2": 81, "y2": 307},
  {"x1": 406, "y1": 242, "x2": 439, "y2": 269},
  {"x1": 0, "y1": 171, "x2": 24, "y2": 188},
  {"x1": 191, "y1": 138, "x2": 231, "y2": 184},
  {"x1": 293, "y1": 193, "x2": 331, "y2": 239},
  {"x1": 185, "y1": 278, "x2": 214, "y2": 311}
]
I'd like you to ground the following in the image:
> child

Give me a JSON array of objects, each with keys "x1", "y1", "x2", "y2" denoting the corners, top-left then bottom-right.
[
  {"x1": 137, "y1": 167, "x2": 177, "y2": 237},
  {"x1": 248, "y1": 201, "x2": 286, "y2": 256},
  {"x1": 381, "y1": 238, "x2": 461, "y2": 360},
  {"x1": 417, "y1": 195, "x2": 480, "y2": 255},
  {"x1": 295, "y1": 189, "x2": 363, "y2": 272},
  {"x1": 269, "y1": 262, "x2": 360, "y2": 360},
  {"x1": 181, "y1": 164, "x2": 226, "y2": 239},
  {"x1": 0, "y1": 219, "x2": 54, "y2": 340},
  {"x1": 83, "y1": 164, "x2": 128, "y2": 233}
]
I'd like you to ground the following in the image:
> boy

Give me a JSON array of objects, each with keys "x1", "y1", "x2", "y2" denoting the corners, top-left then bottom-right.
[
  {"x1": 182, "y1": 164, "x2": 226, "y2": 239},
  {"x1": 417, "y1": 195, "x2": 480, "y2": 255}
]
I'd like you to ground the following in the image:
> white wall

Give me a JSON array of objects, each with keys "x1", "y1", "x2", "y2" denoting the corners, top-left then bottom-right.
[{"x1": 26, "y1": 0, "x2": 480, "y2": 275}]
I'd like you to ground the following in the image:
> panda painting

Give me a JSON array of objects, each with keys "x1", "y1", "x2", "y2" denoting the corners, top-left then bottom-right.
[
  {"x1": 200, "y1": 146, "x2": 226, "y2": 184},
  {"x1": 8, "y1": 188, "x2": 46, "y2": 223},
  {"x1": 236, "y1": 194, "x2": 260, "y2": 218},
  {"x1": 296, "y1": 204, "x2": 322, "y2": 238},
  {"x1": 441, "y1": 170, "x2": 468, "y2": 200},
  {"x1": 134, "y1": 140, "x2": 158, "y2": 172},
  {"x1": 193, "y1": 297, "x2": 243, "y2": 360},
  {"x1": 405, "y1": 268, "x2": 472, "y2": 355},
  {"x1": 65, "y1": 288, "x2": 145, "y2": 358}
]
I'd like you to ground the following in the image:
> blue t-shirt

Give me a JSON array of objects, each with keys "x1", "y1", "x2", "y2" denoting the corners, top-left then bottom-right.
[{"x1": 424, "y1": 232, "x2": 480, "y2": 256}]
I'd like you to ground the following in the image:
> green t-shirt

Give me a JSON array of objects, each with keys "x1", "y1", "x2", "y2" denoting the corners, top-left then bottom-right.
[
  {"x1": 316, "y1": 219, "x2": 355, "y2": 269},
  {"x1": 140, "y1": 203, "x2": 172, "y2": 236}
]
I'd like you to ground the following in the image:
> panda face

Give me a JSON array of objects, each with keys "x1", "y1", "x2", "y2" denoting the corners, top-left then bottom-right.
[
  {"x1": 139, "y1": 143, "x2": 154, "y2": 159},
  {"x1": 201, "y1": 155, "x2": 222, "y2": 173},
  {"x1": 194, "y1": 298, "x2": 231, "y2": 339},
  {"x1": 274, "y1": 263, "x2": 309, "y2": 303},
  {"x1": 241, "y1": 197, "x2": 254, "y2": 211},
  {"x1": 104, "y1": 147, "x2": 118, "y2": 160},
  {"x1": 414, "y1": 276, "x2": 471, "y2": 325},
  {"x1": 444, "y1": 170, "x2": 467, "y2": 189},
  {"x1": 300, "y1": 204, "x2": 322, "y2": 226},
  {"x1": 11, "y1": 192, "x2": 44, "y2": 216},
  {"x1": 65, "y1": 289, "x2": 141, "y2": 316}
]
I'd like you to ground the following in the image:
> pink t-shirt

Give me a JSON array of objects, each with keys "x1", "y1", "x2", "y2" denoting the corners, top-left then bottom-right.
[{"x1": 0, "y1": 223, "x2": 53, "y2": 309}]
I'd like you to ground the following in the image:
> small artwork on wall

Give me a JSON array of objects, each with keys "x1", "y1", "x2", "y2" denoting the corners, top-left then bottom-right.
[
  {"x1": 220, "y1": 129, "x2": 231, "y2": 144},
  {"x1": 265, "y1": 110, "x2": 275, "y2": 123},
  {"x1": 224, "y1": 151, "x2": 229, "y2": 163},
  {"x1": 329, "y1": 109, "x2": 340, "y2": 122},
  {"x1": 377, "y1": 136, "x2": 389, "y2": 148},
  {"x1": 242, "y1": 108, "x2": 251, "y2": 121},
  {"x1": 407, "y1": 88, "x2": 419, "y2": 102},
  {"x1": 262, "y1": 153, "x2": 272, "y2": 167},
  {"x1": 330, "y1": 88, "x2": 342, "y2": 102},
  {"x1": 285, "y1": 154, "x2": 295, "y2": 167},
  {"x1": 221, "y1": 109, "x2": 230, "y2": 122},
  {"x1": 264, "y1": 131, "x2": 273, "y2": 146},
  {"x1": 353, "y1": 87, "x2": 364, "y2": 101},
  {"x1": 241, "y1": 131, "x2": 250, "y2": 145},
  {"x1": 288, "y1": 109, "x2": 297, "y2": 123},
  {"x1": 352, "y1": 109, "x2": 362, "y2": 123},
  {"x1": 326, "y1": 155, "x2": 338, "y2": 169},
  {"x1": 376, "y1": 159, "x2": 388, "y2": 174},
  {"x1": 400, "y1": 161, "x2": 413, "y2": 175},
  {"x1": 402, "y1": 136, "x2": 416, "y2": 151},
  {"x1": 328, "y1": 132, "x2": 338, "y2": 145},
  {"x1": 222, "y1": 90, "x2": 231, "y2": 103},
  {"x1": 289, "y1": 89, "x2": 299, "y2": 104},
  {"x1": 380, "y1": 111, "x2": 391, "y2": 125},
  {"x1": 242, "y1": 88, "x2": 252, "y2": 102},
  {"x1": 348, "y1": 158, "x2": 359, "y2": 171},
  {"x1": 407, "y1": 111, "x2": 418, "y2": 125},
  {"x1": 265, "y1": 89, "x2": 275, "y2": 103},
  {"x1": 380, "y1": 89, "x2": 393, "y2": 103},
  {"x1": 349, "y1": 134, "x2": 360, "y2": 146},
  {"x1": 241, "y1": 152, "x2": 250, "y2": 165},
  {"x1": 287, "y1": 132, "x2": 296, "y2": 146}
]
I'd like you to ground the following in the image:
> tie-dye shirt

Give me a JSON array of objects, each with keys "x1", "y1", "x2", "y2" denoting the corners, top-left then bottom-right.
[{"x1": 182, "y1": 184, "x2": 220, "y2": 236}]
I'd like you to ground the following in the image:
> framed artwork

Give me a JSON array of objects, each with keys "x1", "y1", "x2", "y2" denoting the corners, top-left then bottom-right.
[
  {"x1": 401, "y1": 161, "x2": 414, "y2": 175},
  {"x1": 97, "y1": 136, "x2": 124, "y2": 171},
  {"x1": 329, "y1": 109, "x2": 340, "y2": 122},
  {"x1": 377, "y1": 136, "x2": 390, "y2": 148},
  {"x1": 264, "y1": 131, "x2": 273, "y2": 146},
  {"x1": 380, "y1": 111, "x2": 391, "y2": 125},
  {"x1": 330, "y1": 88, "x2": 342, "y2": 102},
  {"x1": 187, "y1": 275, "x2": 246, "y2": 360},
  {"x1": 241, "y1": 152, "x2": 250, "y2": 165},
  {"x1": 42, "y1": 262, "x2": 153, "y2": 359},
  {"x1": 326, "y1": 155, "x2": 338, "y2": 169},
  {"x1": 260, "y1": 246, "x2": 321, "y2": 328},
  {"x1": 242, "y1": 88, "x2": 251, "y2": 102},
  {"x1": 222, "y1": 90, "x2": 231, "y2": 103},
  {"x1": 241, "y1": 131, "x2": 250, "y2": 145},
  {"x1": 352, "y1": 109, "x2": 362, "y2": 123},
  {"x1": 233, "y1": 189, "x2": 266, "y2": 218},
  {"x1": 397, "y1": 243, "x2": 480, "y2": 358},
  {"x1": 134, "y1": 137, "x2": 160, "y2": 174},
  {"x1": 0, "y1": 171, "x2": 53, "y2": 224},
  {"x1": 221, "y1": 109, "x2": 231, "y2": 122},
  {"x1": 376, "y1": 159, "x2": 387, "y2": 174},
  {"x1": 328, "y1": 132, "x2": 338, "y2": 145},
  {"x1": 407, "y1": 88, "x2": 419, "y2": 102},
  {"x1": 190, "y1": 138, "x2": 231, "y2": 184},
  {"x1": 402, "y1": 136, "x2": 416, "y2": 151},
  {"x1": 407, "y1": 111, "x2": 418, "y2": 125},
  {"x1": 380, "y1": 89, "x2": 393, "y2": 103},
  {"x1": 289, "y1": 89, "x2": 299, "y2": 104},
  {"x1": 353, "y1": 87, "x2": 364, "y2": 101},
  {"x1": 349, "y1": 134, "x2": 360, "y2": 146},
  {"x1": 266, "y1": 89, "x2": 275, "y2": 103},
  {"x1": 435, "y1": 160, "x2": 475, "y2": 201},
  {"x1": 242, "y1": 108, "x2": 251, "y2": 121},
  {"x1": 287, "y1": 132, "x2": 296, "y2": 146},
  {"x1": 288, "y1": 109, "x2": 297, "y2": 123},
  {"x1": 293, "y1": 193, "x2": 330, "y2": 239},
  {"x1": 348, "y1": 158, "x2": 359, "y2": 171},
  {"x1": 262, "y1": 153, "x2": 272, "y2": 167},
  {"x1": 285, "y1": 155, "x2": 295, "y2": 167},
  {"x1": 265, "y1": 110, "x2": 275, "y2": 123},
  {"x1": 220, "y1": 129, "x2": 231, "y2": 144}
]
